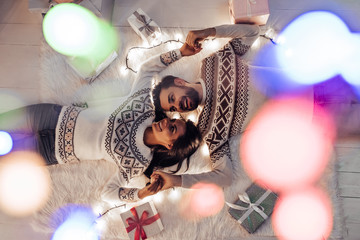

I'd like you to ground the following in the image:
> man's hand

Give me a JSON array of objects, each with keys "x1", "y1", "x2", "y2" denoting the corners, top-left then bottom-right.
[
  {"x1": 180, "y1": 42, "x2": 202, "y2": 56},
  {"x1": 151, "y1": 171, "x2": 182, "y2": 190},
  {"x1": 186, "y1": 27, "x2": 216, "y2": 50}
]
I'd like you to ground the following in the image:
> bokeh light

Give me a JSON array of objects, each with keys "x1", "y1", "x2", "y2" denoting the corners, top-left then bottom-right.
[
  {"x1": 152, "y1": 191, "x2": 165, "y2": 204},
  {"x1": 52, "y1": 204, "x2": 99, "y2": 240},
  {"x1": 254, "y1": 11, "x2": 360, "y2": 97},
  {"x1": 0, "y1": 151, "x2": 50, "y2": 217},
  {"x1": 43, "y1": 3, "x2": 101, "y2": 57},
  {"x1": 168, "y1": 188, "x2": 181, "y2": 202},
  {"x1": 275, "y1": 11, "x2": 351, "y2": 85},
  {"x1": 0, "y1": 131, "x2": 13, "y2": 155},
  {"x1": 273, "y1": 187, "x2": 333, "y2": 240},
  {"x1": 179, "y1": 182, "x2": 224, "y2": 220},
  {"x1": 340, "y1": 33, "x2": 360, "y2": 86},
  {"x1": 241, "y1": 97, "x2": 334, "y2": 192},
  {"x1": 0, "y1": 90, "x2": 26, "y2": 110},
  {"x1": 43, "y1": 3, "x2": 118, "y2": 77},
  {"x1": 0, "y1": 90, "x2": 27, "y2": 130}
]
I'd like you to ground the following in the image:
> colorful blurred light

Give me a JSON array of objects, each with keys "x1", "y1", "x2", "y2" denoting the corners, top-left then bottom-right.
[
  {"x1": 0, "y1": 152, "x2": 50, "y2": 216},
  {"x1": 42, "y1": 3, "x2": 118, "y2": 77},
  {"x1": 179, "y1": 182, "x2": 224, "y2": 220},
  {"x1": 241, "y1": 97, "x2": 334, "y2": 191},
  {"x1": 43, "y1": 3, "x2": 101, "y2": 56},
  {"x1": 275, "y1": 11, "x2": 351, "y2": 85},
  {"x1": 52, "y1": 204, "x2": 99, "y2": 240},
  {"x1": 273, "y1": 187, "x2": 333, "y2": 240},
  {"x1": 340, "y1": 33, "x2": 360, "y2": 86},
  {"x1": 0, "y1": 131, "x2": 13, "y2": 155}
]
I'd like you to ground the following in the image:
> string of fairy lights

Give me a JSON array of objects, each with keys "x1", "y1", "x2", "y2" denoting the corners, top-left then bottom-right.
[{"x1": 90, "y1": 31, "x2": 277, "y2": 223}]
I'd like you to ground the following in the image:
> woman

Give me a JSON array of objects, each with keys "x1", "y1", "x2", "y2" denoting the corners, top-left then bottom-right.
[
  {"x1": 0, "y1": 103, "x2": 201, "y2": 203},
  {"x1": 0, "y1": 43, "x2": 202, "y2": 203}
]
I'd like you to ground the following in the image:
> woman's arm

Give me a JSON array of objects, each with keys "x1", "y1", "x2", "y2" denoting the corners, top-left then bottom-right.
[{"x1": 101, "y1": 170, "x2": 162, "y2": 204}]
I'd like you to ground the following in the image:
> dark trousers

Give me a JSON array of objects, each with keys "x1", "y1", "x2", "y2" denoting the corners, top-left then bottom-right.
[{"x1": 0, "y1": 103, "x2": 62, "y2": 165}]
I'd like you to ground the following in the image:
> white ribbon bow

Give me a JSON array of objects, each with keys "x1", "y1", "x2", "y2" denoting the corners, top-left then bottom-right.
[{"x1": 226, "y1": 190, "x2": 271, "y2": 223}]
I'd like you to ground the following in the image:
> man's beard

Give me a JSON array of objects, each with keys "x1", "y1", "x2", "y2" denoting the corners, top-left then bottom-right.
[{"x1": 180, "y1": 86, "x2": 200, "y2": 111}]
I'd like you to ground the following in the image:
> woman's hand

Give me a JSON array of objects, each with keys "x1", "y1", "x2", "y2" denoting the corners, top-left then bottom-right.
[
  {"x1": 180, "y1": 42, "x2": 202, "y2": 56},
  {"x1": 137, "y1": 174, "x2": 164, "y2": 199},
  {"x1": 186, "y1": 27, "x2": 216, "y2": 49},
  {"x1": 151, "y1": 171, "x2": 182, "y2": 190}
]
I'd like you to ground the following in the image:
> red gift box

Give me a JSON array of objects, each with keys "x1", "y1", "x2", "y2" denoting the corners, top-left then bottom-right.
[
  {"x1": 120, "y1": 201, "x2": 164, "y2": 240},
  {"x1": 229, "y1": 0, "x2": 269, "y2": 25}
]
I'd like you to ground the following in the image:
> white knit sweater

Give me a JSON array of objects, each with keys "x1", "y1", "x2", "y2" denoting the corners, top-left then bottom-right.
[{"x1": 55, "y1": 49, "x2": 182, "y2": 202}]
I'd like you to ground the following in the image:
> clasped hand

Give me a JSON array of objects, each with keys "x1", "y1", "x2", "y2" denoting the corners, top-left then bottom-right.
[
  {"x1": 180, "y1": 27, "x2": 216, "y2": 56},
  {"x1": 138, "y1": 171, "x2": 182, "y2": 199}
]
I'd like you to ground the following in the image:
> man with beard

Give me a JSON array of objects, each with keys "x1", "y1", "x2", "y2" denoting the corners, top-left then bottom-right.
[
  {"x1": 151, "y1": 23, "x2": 360, "y2": 191},
  {"x1": 151, "y1": 24, "x2": 262, "y2": 189}
]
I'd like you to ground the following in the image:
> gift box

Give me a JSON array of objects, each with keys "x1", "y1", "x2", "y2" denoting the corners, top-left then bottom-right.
[
  {"x1": 127, "y1": 8, "x2": 162, "y2": 45},
  {"x1": 229, "y1": 0, "x2": 269, "y2": 25},
  {"x1": 66, "y1": 50, "x2": 118, "y2": 82},
  {"x1": 227, "y1": 183, "x2": 278, "y2": 233},
  {"x1": 120, "y1": 201, "x2": 164, "y2": 240}
]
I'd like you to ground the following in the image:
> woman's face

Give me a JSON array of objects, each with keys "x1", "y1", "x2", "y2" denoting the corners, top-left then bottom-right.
[{"x1": 151, "y1": 118, "x2": 186, "y2": 149}]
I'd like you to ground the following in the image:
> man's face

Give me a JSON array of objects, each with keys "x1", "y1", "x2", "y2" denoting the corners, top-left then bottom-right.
[{"x1": 159, "y1": 79, "x2": 200, "y2": 113}]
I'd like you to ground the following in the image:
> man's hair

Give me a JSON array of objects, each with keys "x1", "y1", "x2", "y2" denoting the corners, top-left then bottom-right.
[
  {"x1": 144, "y1": 118, "x2": 202, "y2": 177},
  {"x1": 152, "y1": 75, "x2": 177, "y2": 111}
]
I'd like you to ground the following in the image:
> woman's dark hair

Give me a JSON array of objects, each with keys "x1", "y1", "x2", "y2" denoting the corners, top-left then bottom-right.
[{"x1": 144, "y1": 116, "x2": 201, "y2": 178}]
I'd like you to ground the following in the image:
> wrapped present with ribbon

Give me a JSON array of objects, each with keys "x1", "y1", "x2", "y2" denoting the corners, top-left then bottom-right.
[
  {"x1": 127, "y1": 8, "x2": 162, "y2": 45},
  {"x1": 120, "y1": 201, "x2": 164, "y2": 240},
  {"x1": 229, "y1": 0, "x2": 270, "y2": 25},
  {"x1": 226, "y1": 183, "x2": 278, "y2": 233}
]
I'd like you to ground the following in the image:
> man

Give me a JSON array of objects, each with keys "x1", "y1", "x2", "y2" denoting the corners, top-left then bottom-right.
[
  {"x1": 151, "y1": 24, "x2": 360, "y2": 190},
  {"x1": 151, "y1": 24, "x2": 264, "y2": 189}
]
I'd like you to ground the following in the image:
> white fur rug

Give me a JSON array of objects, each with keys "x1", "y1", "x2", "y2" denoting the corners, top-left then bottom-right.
[{"x1": 33, "y1": 28, "x2": 345, "y2": 240}]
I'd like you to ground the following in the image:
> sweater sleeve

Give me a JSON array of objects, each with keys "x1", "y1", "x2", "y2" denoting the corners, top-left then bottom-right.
[
  {"x1": 181, "y1": 143, "x2": 233, "y2": 188},
  {"x1": 101, "y1": 170, "x2": 146, "y2": 204},
  {"x1": 214, "y1": 24, "x2": 260, "y2": 46}
]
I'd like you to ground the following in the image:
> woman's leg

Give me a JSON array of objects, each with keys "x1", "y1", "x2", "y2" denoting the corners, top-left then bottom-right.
[{"x1": 0, "y1": 103, "x2": 62, "y2": 164}]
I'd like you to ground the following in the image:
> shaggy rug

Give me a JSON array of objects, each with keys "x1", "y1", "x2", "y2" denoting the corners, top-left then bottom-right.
[{"x1": 33, "y1": 28, "x2": 345, "y2": 240}]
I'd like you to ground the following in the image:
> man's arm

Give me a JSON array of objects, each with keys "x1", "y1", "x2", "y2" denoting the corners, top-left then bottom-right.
[
  {"x1": 132, "y1": 43, "x2": 201, "y2": 89},
  {"x1": 186, "y1": 24, "x2": 260, "y2": 49}
]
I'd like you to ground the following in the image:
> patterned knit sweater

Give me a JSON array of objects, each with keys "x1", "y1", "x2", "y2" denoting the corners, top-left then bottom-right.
[
  {"x1": 180, "y1": 24, "x2": 267, "y2": 188},
  {"x1": 180, "y1": 24, "x2": 313, "y2": 188},
  {"x1": 54, "y1": 49, "x2": 182, "y2": 203}
]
